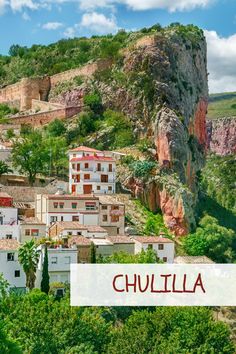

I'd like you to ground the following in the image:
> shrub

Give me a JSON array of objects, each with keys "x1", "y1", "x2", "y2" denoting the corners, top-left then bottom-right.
[{"x1": 131, "y1": 160, "x2": 157, "y2": 179}]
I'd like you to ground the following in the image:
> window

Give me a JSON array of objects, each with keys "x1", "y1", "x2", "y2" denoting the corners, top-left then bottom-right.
[
  {"x1": 109, "y1": 164, "x2": 112, "y2": 172},
  {"x1": 72, "y1": 216, "x2": 79, "y2": 222},
  {"x1": 108, "y1": 186, "x2": 112, "y2": 191},
  {"x1": 7, "y1": 253, "x2": 14, "y2": 261},
  {"x1": 31, "y1": 229, "x2": 39, "y2": 237},
  {"x1": 86, "y1": 203, "x2": 96, "y2": 210},
  {"x1": 50, "y1": 216, "x2": 57, "y2": 223},
  {"x1": 148, "y1": 244, "x2": 153, "y2": 249},
  {"x1": 77, "y1": 164, "x2": 80, "y2": 171},
  {"x1": 59, "y1": 203, "x2": 64, "y2": 209},
  {"x1": 76, "y1": 175, "x2": 80, "y2": 183},
  {"x1": 6, "y1": 234, "x2": 12, "y2": 239},
  {"x1": 103, "y1": 215, "x2": 108, "y2": 222},
  {"x1": 54, "y1": 202, "x2": 58, "y2": 208},
  {"x1": 72, "y1": 203, "x2": 77, "y2": 209},
  {"x1": 15, "y1": 270, "x2": 20, "y2": 278},
  {"x1": 72, "y1": 164, "x2": 75, "y2": 170},
  {"x1": 61, "y1": 216, "x2": 64, "y2": 221},
  {"x1": 97, "y1": 163, "x2": 101, "y2": 171},
  {"x1": 65, "y1": 256, "x2": 71, "y2": 264},
  {"x1": 101, "y1": 175, "x2": 108, "y2": 183},
  {"x1": 158, "y1": 244, "x2": 164, "y2": 250},
  {"x1": 102, "y1": 205, "x2": 107, "y2": 210},
  {"x1": 111, "y1": 215, "x2": 119, "y2": 222},
  {"x1": 77, "y1": 232, "x2": 82, "y2": 236},
  {"x1": 163, "y1": 257, "x2": 167, "y2": 262},
  {"x1": 111, "y1": 205, "x2": 119, "y2": 210},
  {"x1": 85, "y1": 163, "x2": 89, "y2": 169},
  {"x1": 84, "y1": 174, "x2": 90, "y2": 180},
  {"x1": 51, "y1": 257, "x2": 58, "y2": 264},
  {"x1": 67, "y1": 232, "x2": 72, "y2": 236},
  {"x1": 97, "y1": 186, "x2": 101, "y2": 191}
]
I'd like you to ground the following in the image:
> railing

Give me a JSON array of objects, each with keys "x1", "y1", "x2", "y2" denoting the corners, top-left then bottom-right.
[{"x1": 0, "y1": 220, "x2": 18, "y2": 226}]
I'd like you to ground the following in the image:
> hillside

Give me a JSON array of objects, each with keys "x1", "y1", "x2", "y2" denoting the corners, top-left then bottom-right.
[{"x1": 207, "y1": 92, "x2": 236, "y2": 119}]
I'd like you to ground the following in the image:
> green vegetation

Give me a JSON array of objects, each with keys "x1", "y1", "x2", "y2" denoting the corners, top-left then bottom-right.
[
  {"x1": 0, "y1": 103, "x2": 18, "y2": 123},
  {"x1": 0, "y1": 290, "x2": 234, "y2": 353},
  {"x1": 90, "y1": 242, "x2": 97, "y2": 263},
  {"x1": 130, "y1": 160, "x2": 157, "y2": 179},
  {"x1": 0, "y1": 160, "x2": 13, "y2": 176},
  {"x1": 201, "y1": 155, "x2": 236, "y2": 212},
  {"x1": 208, "y1": 92, "x2": 236, "y2": 119},
  {"x1": 18, "y1": 240, "x2": 40, "y2": 290},
  {"x1": 98, "y1": 248, "x2": 160, "y2": 264},
  {"x1": 41, "y1": 247, "x2": 50, "y2": 295},
  {"x1": 183, "y1": 215, "x2": 235, "y2": 263}
]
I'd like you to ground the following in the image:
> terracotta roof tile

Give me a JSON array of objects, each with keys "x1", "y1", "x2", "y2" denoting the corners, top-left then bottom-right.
[
  {"x1": 68, "y1": 236, "x2": 92, "y2": 246},
  {"x1": 132, "y1": 236, "x2": 174, "y2": 244},
  {"x1": 69, "y1": 146, "x2": 102, "y2": 153},
  {"x1": 0, "y1": 239, "x2": 20, "y2": 250},
  {"x1": 106, "y1": 236, "x2": 134, "y2": 244}
]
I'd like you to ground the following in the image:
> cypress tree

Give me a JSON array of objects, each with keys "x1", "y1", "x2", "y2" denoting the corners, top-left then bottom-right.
[
  {"x1": 90, "y1": 242, "x2": 96, "y2": 263},
  {"x1": 41, "y1": 246, "x2": 50, "y2": 294}
]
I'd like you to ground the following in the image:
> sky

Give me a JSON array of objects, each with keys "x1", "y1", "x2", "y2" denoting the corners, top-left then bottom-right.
[{"x1": 0, "y1": 0, "x2": 236, "y2": 93}]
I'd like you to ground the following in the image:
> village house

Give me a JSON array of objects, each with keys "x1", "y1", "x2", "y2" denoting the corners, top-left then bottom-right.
[
  {"x1": 68, "y1": 236, "x2": 92, "y2": 263},
  {"x1": 19, "y1": 217, "x2": 46, "y2": 243},
  {"x1": 49, "y1": 221, "x2": 108, "y2": 239},
  {"x1": 36, "y1": 245, "x2": 78, "y2": 285},
  {"x1": 98, "y1": 195, "x2": 125, "y2": 235},
  {"x1": 35, "y1": 192, "x2": 100, "y2": 228},
  {"x1": 132, "y1": 236, "x2": 175, "y2": 263},
  {"x1": 0, "y1": 193, "x2": 20, "y2": 241},
  {"x1": 106, "y1": 236, "x2": 134, "y2": 254},
  {"x1": 68, "y1": 146, "x2": 116, "y2": 195},
  {"x1": 0, "y1": 239, "x2": 26, "y2": 292}
]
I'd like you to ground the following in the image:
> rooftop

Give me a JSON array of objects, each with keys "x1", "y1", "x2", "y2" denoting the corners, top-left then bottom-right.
[
  {"x1": 106, "y1": 236, "x2": 134, "y2": 244},
  {"x1": 0, "y1": 192, "x2": 12, "y2": 199},
  {"x1": 0, "y1": 239, "x2": 20, "y2": 251},
  {"x1": 51, "y1": 222, "x2": 107, "y2": 233},
  {"x1": 132, "y1": 236, "x2": 174, "y2": 244},
  {"x1": 69, "y1": 146, "x2": 102, "y2": 153},
  {"x1": 174, "y1": 256, "x2": 215, "y2": 264},
  {"x1": 98, "y1": 195, "x2": 124, "y2": 206},
  {"x1": 20, "y1": 217, "x2": 46, "y2": 225},
  {"x1": 40, "y1": 194, "x2": 99, "y2": 200},
  {"x1": 70, "y1": 156, "x2": 115, "y2": 162},
  {"x1": 68, "y1": 236, "x2": 92, "y2": 246}
]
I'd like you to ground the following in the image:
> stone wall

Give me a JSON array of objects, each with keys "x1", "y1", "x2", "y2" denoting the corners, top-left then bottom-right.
[
  {"x1": 8, "y1": 106, "x2": 82, "y2": 127},
  {"x1": 31, "y1": 99, "x2": 64, "y2": 111},
  {"x1": 0, "y1": 77, "x2": 51, "y2": 111}
]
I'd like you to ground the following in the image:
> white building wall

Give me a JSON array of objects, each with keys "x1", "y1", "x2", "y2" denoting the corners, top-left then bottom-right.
[
  {"x1": 134, "y1": 241, "x2": 175, "y2": 263},
  {"x1": 0, "y1": 251, "x2": 26, "y2": 289},
  {"x1": 47, "y1": 213, "x2": 99, "y2": 227},
  {"x1": 0, "y1": 225, "x2": 20, "y2": 241},
  {"x1": 0, "y1": 207, "x2": 18, "y2": 224}
]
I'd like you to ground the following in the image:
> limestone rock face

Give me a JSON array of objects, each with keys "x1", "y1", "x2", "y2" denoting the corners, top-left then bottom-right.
[{"x1": 207, "y1": 118, "x2": 236, "y2": 155}]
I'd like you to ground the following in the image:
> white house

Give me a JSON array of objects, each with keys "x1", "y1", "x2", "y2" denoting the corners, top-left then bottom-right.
[
  {"x1": 20, "y1": 217, "x2": 46, "y2": 243},
  {"x1": 36, "y1": 193, "x2": 100, "y2": 228},
  {"x1": 49, "y1": 221, "x2": 108, "y2": 239},
  {"x1": 132, "y1": 236, "x2": 175, "y2": 263},
  {"x1": 37, "y1": 246, "x2": 78, "y2": 285},
  {"x1": 0, "y1": 239, "x2": 26, "y2": 292},
  {"x1": 69, "y1": 146, "x2": 116, "y2": 195},
  {"x1": 0, "y1": 206, "x2": 20, "y2": 241}
]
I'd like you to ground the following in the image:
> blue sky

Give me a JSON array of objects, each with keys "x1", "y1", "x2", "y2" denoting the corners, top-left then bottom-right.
[{"x1": 0, "y1": 0, "x2": 236, "y2": 92}]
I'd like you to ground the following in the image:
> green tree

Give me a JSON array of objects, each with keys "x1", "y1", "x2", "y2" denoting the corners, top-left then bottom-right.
[
  {"x1": 41, "y1": 247, "x2": 50, "y2": 294},
  {"x1": 108, "y1": 307, "x2": 235, "y2": 354},
  {"x1": 0, "y1": 273, "x2": 9, "y2": 298},
  {"x1": 46, "y1": 119, "x2": 66, "y2": 137},
  {"x1": 0, "y1": 321, "x2": 21, "y2": 354},
  {"x1": 18, "y1": 240, "x2": 40, "y2": 290},
  {"x1": 84, "y1": 93, "x2": 102, "y2": 114},
  {"x1": 98, "y1": 249, "x2": 161, "y2": 264},
  {"x1": 44, "y1": 136, "x2": 67, "y2": 177},
  {"x1": 0, "y1": 161, "x2": 13, "y2": 176},
  {"x1": 184, "y1": 215, "x2": 235, "y2": 263},
  {"x1": 90, "y1": 242, "x2": 96, "y2": 263},
  {"x1": 12, "y1": 131, "x2": 49, "y2": 185},
  {"x1": 5, "y1": 128, "x2": 15, "y2": 140}
]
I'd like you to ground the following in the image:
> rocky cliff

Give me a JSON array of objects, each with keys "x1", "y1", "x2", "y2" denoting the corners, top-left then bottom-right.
[
  {"x1": 51, "y1": 25, "x2": 209, "y2": 235},
  {"x1": 207, "y1": 117, "x2": 236, "y2": 155}
]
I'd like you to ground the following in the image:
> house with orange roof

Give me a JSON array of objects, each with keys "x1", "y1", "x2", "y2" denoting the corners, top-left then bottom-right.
[{"x1": 68, "y1": 146, "x2": 116, "y2": 195}]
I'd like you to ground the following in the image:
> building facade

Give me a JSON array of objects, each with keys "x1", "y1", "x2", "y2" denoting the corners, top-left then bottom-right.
[
  {"x1": 98, "y1": 196, "x2": 125, "y2": 235},
  {"x1": 133, "y1": 236, "x2": 175, "y2": 263},
  {"x1": 0, "y1": 239, "x2": 26, "y2": 291},
  {"x1": 69, "y1": 146, "x2": 116, "y2": 195},
  {"x1": 36, "y1": 193, "x2": 100, "y2": 228},
  {"x1": 49, "y1": 221, "x2": 108, "y2": 239},
  {"x1": 20, "y1": 217, "x2": 46, "y2": 243},
  {"x1": 0, "y1": 193, "x2": 20, "y2": 241}
]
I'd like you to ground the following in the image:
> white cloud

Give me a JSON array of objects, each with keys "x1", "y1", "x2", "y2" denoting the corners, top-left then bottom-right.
[
  {"x1": 122, "y1": 0, "x2": 213, "y2": 11},
  {"x1": 0, "y1": 0, "x2": 7, "y2": 14},
  {"x1": 42, "y1": 21, "x2": 63, "y2": 30},
  {"x1": 205, "y1": 30, "x2": 236, "y2": 93},
  {"x1": 81, "y1": 11, "x2": 118, "y2": 33},
  {"x1": 63, "y1": 26, "x2": 76, "y2": 38},
  {"x1": 10, "y1": 0, "x2": 38, "y2": 11},
  {"x1": 22, "y1": 11, "x2": 30, "y2": 19}
]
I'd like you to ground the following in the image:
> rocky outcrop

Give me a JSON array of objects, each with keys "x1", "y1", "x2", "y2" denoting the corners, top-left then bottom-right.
[{"x1": 207, "y1": 118, "x2": 236, "y2": 155}]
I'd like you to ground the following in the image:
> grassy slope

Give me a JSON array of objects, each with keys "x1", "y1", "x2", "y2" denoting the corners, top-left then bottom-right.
[{"x1": 208, "y1": 92, "x2": 236, "y2": 119}]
